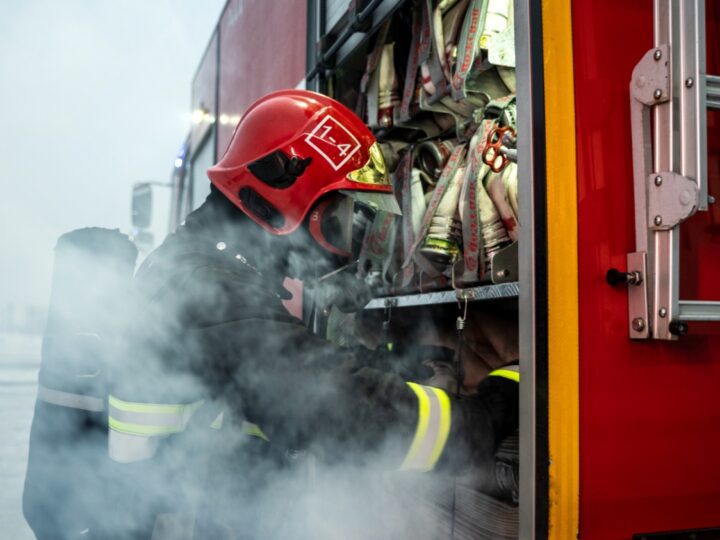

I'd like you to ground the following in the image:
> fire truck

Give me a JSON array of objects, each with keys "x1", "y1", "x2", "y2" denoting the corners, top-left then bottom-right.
[{"x1": 130, "y1": 0, "x2": 720, "y2": 538}]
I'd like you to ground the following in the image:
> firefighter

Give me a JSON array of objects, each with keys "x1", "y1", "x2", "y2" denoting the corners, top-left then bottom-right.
[{"x1": 107, "y1": 89, "x2": 519, "y2": 538}]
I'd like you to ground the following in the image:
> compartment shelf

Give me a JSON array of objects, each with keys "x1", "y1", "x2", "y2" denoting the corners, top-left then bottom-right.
[{"x1": 364, "y1": 282, "x2": 519, "y2": 309}]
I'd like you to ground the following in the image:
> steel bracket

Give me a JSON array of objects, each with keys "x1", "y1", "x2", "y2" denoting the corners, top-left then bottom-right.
[
  {"x1": 630, "y1": 44, "x2": 671, "y2": 106},
  {"x1": 490, "y1": 241, "x2": 519, "y2": 284},
  {"x1": 627, "y1": 252, "x2": 650, "y2": 339},
  {"x1": 647, "y1": 171, "x2": 699, "y2": 230}
]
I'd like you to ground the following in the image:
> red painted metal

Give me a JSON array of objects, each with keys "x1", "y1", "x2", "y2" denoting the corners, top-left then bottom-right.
[
  {"x1": 682, "y1": 2, "x2": 720, "y2": 302},
  {"x1": 191, "y1": 32, "x2": 218, "y2": 151},
  {"x1": 573, "y1": 0, "x2": 720, "y2": 538},
  {"x1": 216, "y1": 0, "x2": 307, "y2": 159}
]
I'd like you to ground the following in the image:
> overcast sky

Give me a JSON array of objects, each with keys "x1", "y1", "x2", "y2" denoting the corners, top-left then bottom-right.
[{"x1": 0, "y1": 0, "x2": 226, "y2": 308}]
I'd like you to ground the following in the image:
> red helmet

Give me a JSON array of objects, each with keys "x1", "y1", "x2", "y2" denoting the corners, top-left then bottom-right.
[{"x1": 207, "y1": 89, "x2": 400, "y2": 239}]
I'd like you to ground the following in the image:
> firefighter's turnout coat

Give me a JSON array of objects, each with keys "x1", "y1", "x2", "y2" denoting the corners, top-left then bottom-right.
[{"x1": 107, "y1": 191, "x2": 519, "y2": 538}]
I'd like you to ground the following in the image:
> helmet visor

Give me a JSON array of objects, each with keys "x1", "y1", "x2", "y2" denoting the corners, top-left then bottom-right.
[
  {"x1": 342, "y1": 142, "x2": 400, "y2": 215},
  {"x1": 340, "y1": 190, "x2": 402, "y2": 215},
  {"x1": 346, "y1": 142, "x2": 390, "y2": 187}
]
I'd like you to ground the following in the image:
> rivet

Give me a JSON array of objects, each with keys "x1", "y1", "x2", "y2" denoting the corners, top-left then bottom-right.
[
  {"x1": 653, "y1": 49, "x2": 662, "y2": 61},
  {"x1": 659, "y1": 307, "x2": 668, "y2": 318},
  {"x1": 216, "y1": 241, "x2": 227, "y2": 251},
  {"x1": 654, "y1": 215, "x2": 663, "y2": 226},
  {"x1": 708, "y1": 195, "x2": 716, "y2": 204},
  {"x1": 632, "y1": 318, "x2": 646, "y2": 332},
  {"x1": 653, "y1": 88, "x2": 663, "y2": 100},
  {"x1": 685, "y1": 77, "x2": 694, "y2": 88},
  {"x1": 680, "y1": 189, "x2": 692, "y2": 205},
  {"x1": 654, "y1": 175, "x2": 663, "y2": 186}
]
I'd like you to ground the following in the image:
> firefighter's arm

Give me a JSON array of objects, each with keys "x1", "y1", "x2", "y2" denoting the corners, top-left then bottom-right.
[
  {"x1": 188, "y1": 317, "x2": 519, "y2": 477},
  {"x1": 182, "y1": 262, "x2": 519, "y2": 476}
]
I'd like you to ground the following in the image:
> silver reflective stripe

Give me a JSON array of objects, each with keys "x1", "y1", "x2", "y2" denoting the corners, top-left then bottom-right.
[
  {"x1": 400, "y1": 382, "x2": 452, "y2": 472},
  {"x1": 108, "y1": 429, "x2": 160, "y2": 463},
  {"x1": 37, "y1": 385, "x2": 104, "y2": 412},
  {"x1": 109, "y1": 406, "x2": 195, "y2": 428}
]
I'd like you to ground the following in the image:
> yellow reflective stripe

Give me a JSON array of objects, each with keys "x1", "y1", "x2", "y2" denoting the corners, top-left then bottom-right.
[
  {"x1": 488, "y1": 368, "x2": 520, "y2": 383},
  {"x1": 400, "y1": 382, "x2": 451, "y2": 472},
  {"x1": 243, "y1": 422, "x2": 270, "y2": 442},
  {"x1": 108, "y1": 396, "x2": 203, "y2": 440},
  {"x1": 210, "y1": 412, "x2": 224, "y2": 430},
  {"x1": 110, "y1": 401, "x2": 269, "y2": 442},
  {"x1": 109, "y1": 417, "x2": 181, "y2": 436},
  {"x1": 401, "y1": 382, "x2": 431, "y2": 470},
  {"x1": 109, "y1": 395, "x2": 198, "y2": 415},
  {"x1": 427, "y1": 387, "x2": 451, "y2": 467},
  {"x1": 209, "y1": 413, "x2": 268, "y2": 441}
]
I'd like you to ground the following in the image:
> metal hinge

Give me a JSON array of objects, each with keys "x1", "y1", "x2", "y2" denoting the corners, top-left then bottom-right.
[{"x1": 646, "y1": 172, "x2": 698, "y2": 230}]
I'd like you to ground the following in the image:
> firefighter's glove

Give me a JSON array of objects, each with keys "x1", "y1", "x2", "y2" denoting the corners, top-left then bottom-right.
[
  {"x1": 443, "y1": 371, "x2": 519, "y2": 502},
  {"x1": 394, "y1": 343, "x2": 455, "y2": 385}
]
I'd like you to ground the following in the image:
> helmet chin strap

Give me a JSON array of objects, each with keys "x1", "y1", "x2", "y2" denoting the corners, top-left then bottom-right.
[
  {"x1": 206, "y1": 193, "x2": 350, "y2": 284},
  {"x1": 315, "y1": 259, "x2": 360, "y2": 283}
]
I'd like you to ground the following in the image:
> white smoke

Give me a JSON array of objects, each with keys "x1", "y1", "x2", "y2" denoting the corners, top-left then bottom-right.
[
  {"x1": 20, "y1": 209, "x2": 518, "y2": 539},
  {"x1": 0, "y1": 2, "x2": 224, "y2": 538}
]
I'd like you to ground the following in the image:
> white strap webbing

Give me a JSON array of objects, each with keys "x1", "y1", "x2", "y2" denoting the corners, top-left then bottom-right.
[{"x1": 37, "y1": 385, "x2": 104, "y2": 412}]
